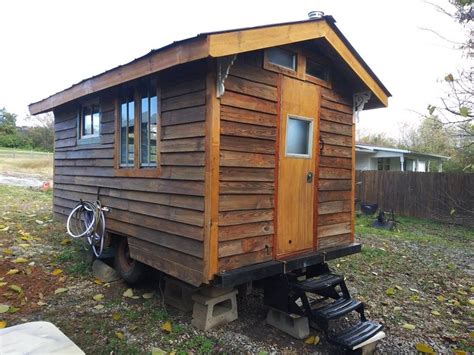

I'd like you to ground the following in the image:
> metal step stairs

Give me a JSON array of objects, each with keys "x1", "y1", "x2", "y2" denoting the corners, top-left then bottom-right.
[{"x1": 263, "y1": 263, "x2": 384, "y2": 352}]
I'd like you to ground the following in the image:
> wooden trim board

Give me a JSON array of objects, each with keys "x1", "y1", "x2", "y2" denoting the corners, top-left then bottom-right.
[{"x1": 30, "y1": 19, "x2": 388, "y2": 115}]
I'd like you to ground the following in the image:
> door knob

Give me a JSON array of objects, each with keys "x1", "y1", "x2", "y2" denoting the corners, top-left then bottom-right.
[{"x1": 307, "y1": 172, "x2": 313, "y2": 183}]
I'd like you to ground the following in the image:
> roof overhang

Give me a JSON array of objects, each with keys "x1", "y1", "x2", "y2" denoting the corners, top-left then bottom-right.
[{"x1": 29, "y1": 16, "x2": 391, "y2": 115}]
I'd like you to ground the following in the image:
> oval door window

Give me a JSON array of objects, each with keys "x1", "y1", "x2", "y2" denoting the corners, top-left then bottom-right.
[{"x1": 286, "y1": 116, "x2": 313, "y2": 158}]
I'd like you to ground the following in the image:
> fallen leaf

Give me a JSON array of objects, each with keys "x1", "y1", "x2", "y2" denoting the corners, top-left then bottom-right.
[
  {"x1": 431, "y1": 310, "x2": 441, "y2": 316},
  {"x1": 94, "y1": 305, "x2": 104, "y2": 310},
  {"x1": 393, "y1": 306, "x2": 402, "y2": 311},
  {"x1": 94, "y1": 279, "x2": 103, "y2": 285},
  {"x1": 436, "y1": 295, "x2": 445, "y2": 302},
  {"x1": 35, "y1": 220, "x2": 44, "y2": 225},
  {"x1": 415, "y1": 343, "x2": 435, "y2": 354},
  {"x1": 0, "y1": 226, "x2": 10, "y2": 232},
  {"x1": 142, "y1": 292, "x2": 154, "y2": 299},
  {"x1": 60, "y1": 239, "x2": 71, "y2": 245},
  {"x1": 8, "y1": 307, "x2": 20, "y2": 313},
  {"x1": 0, "y1": 282, "x2": 7, "y2": 287},
  {"x1": 0, "y1": 320, "x2": 6, "y2": 328},
  {"x1": 115, "y1": 331, "x2": 125, "y2": 340},
  {"x1": 13, "y1": 257, "x2": 28, "y2": 264},
  {"x1": 54, "y1": 287, "x2": 69, "y2": 295},
  {"x1": 123, "y1": 288, "x2": 133, "y2": 298},
  {"x1": 18, "y1": 244, "x2": 29, "y2": 248},
  {"x1": 93, "y1": 294, "x2": 104, "y2": 302},
  {"x1": 402, "y1": 323, "x2": 415, "y2": 330},
  {"x1": 112, "y1": 312, "x2": 121, "y2": 321},
  {"x1": 0, "y1": 305, "x2": 9, "y2": 313},
  {"x1": 386, "y1": 287, "x2": 395, "y2": 296},
  {"x1": 51, "y1": 269, "x2": 63, "y2": 276},
  {"x1": 151, "y1": 347, "x2": 166, "y2": 355},
  {"x1": 9, "y1": 285, "x2": 22, "y2": 293},
  {"x1": 453, "y1": 350, "x2": 467, "y2": 355},
  {"x1": 2, "y1": 249, "x2": 12, "y2": 255},
  {"x1": 161, "y1": 321, "x2": 172, "y2": 333},
  {"x1": 304, "y1": 335, "x2": 320, "y2": 345},
  {"x1": 452, "y1": 319, "x2": 461, "y2": 324},
  {"x1": 395, "y1": 285, "x2": 403, "y2": 291},
  {"x1": 468, "y1": 299, "x2": 474, "y2": 306},
  {"x1": 37, "y1": 301, "x2": 47, "y2": 306}
]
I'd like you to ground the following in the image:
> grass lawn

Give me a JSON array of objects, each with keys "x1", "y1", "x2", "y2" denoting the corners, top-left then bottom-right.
[
  {"x1": 0, "y1": 185, "x2": 472, "y2": 354},
  {"x1": 0, "y1": 148, "x2": 53, "y2": 180}
]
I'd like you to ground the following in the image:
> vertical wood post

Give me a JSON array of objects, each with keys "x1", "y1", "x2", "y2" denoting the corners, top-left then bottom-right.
[
  {"x1": 203, "y1": 59, "x2": 221, "y2": 282},
  {"x1": 350, "y1": 124, "x2": 356, "y2": 242}
]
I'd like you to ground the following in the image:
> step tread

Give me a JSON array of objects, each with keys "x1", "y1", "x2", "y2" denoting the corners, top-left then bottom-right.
[
  {"x1": 312, "y1": 297, "x2": 362, "y2": 320},
  {"x1": 292, "y1": 273, "x2": 344, "y2": 292},
  {"x1": 328, "y1": 321, "x2": 383, "y2": 349}
]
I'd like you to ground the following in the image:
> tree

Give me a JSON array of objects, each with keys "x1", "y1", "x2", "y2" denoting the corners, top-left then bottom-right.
[
  {"x1": 358, "y1": 132, "x2": 398, "y2": 147},
  {"x1": 0, "y1": 108, "x2": 17, "y2": 135},
  {"x1": 426, "y1": 0, "x2": 473, "y2": 153}
]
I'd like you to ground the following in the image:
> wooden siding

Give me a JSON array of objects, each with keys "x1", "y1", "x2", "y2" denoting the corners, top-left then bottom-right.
[
  {"x1": 53, "y1": 69, "x2": 207, "y2": 286},
  {"x1": 218, "y1": 59, "x2": 278, "y2": 271},
  {"x1": 317, "y1": 87, "x2": 354, "y2": 249}
]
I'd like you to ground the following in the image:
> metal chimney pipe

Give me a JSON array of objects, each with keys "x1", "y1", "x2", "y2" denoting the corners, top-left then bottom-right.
[{"x1": 308, "y1": 11, "x2": 325, "y2": 19}]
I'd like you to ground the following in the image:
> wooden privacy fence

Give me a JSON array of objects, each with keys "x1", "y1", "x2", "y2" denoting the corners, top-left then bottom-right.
[{"x1": 355, "y1": 171, "x2": 474, "y2": 227}]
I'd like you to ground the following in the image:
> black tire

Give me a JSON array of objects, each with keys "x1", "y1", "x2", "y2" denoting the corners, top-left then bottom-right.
[{"x1": 114, "y1": 237, "x2": 146, "y2": 285}]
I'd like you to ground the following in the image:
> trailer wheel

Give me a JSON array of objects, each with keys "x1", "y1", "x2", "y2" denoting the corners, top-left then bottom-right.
[{"x1": 114, "y1": 237, "x2": 145, "y2": 284}]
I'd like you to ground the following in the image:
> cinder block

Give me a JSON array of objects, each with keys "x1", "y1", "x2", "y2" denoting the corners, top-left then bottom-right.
[
  {"x1": 92, "y1": 259, "x2": 120, "y2": 283},
  {"x1": 192, "y1": 289, "x2": 238, "y2": 330},
  {"x1": 164, "y1": 277, "x2": 197, "y2": 312},
  {"x1": 266, "y1": 308, "x2": 309, "y2": 339}
]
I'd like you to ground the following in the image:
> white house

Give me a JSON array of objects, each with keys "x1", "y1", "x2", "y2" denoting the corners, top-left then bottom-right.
[{"x1": 355, "y1": 143, "x2": 449, "y2": 172}]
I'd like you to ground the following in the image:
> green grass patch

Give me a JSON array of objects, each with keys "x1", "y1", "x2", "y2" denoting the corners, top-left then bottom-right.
[{"x1": 355, "y1": 214, "x2": 473, "y2": 248}]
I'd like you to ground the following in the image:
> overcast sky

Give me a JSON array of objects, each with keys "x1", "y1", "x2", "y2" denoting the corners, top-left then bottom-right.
[{"x1": 0, "y1": 0, "x2": 468, "y2": 138}]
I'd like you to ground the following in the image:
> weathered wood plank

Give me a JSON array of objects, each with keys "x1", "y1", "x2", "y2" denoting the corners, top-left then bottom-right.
[
  {"x1": 219, "y1": 209, "x2": 273, "y2": 226},
  {"x1": 321, "y1": 144, "x2": 352, "y2": 158},
  {"x1": 225, "y1": 75, "x2": 277, "y2": 102},
  {"x1": 218, "y1": 248, "x2": 272, "y2": 272},
  {"x1": 220, "y1": 150, "x2": 274, "y2": 168},
  {"x1": 318, "y1": 190, "x2": 352, "y2": 203},
  {"x1": 219, "y1": 194, "x2": 274, "y2": 211},
  {"x1": 320, "y1": 120, "x2": 352, "y2": 136},
  {"x1": 220, "y1": 91, "x2": 277, "y2": 114},
  {"x1": 317, "y1": 222, "x2": 351, "y2": 238},
  {"x1": 317, "y1": 233, "x2": 351, "y2": 249},
  {"x1": 161, "y1": 78, "x2": 206, "y2": 99},
  {"x1": 220, "y1": 181, "x2": 274, "y2": 194},
  {"x1": 218, "y1": 235, "x2": 272, "y2": 257},
  {"x1": 229, "y1": 63, "x2": 278, "y2": 86},
  {"x1": 162, "y1": 121, "x2": 205, "y2": 140},
  {"x1": 161, "y1": 90, "x2": 206, "y2": 112},
  {"x1": 161, "y1": 137, "x2": 205, "y2": 152},
  {"x1": 318, "y1": 179, "x2": 352, "y2": 191},
  {"x1": 220, "y1": 135, "x2": 275, "y2": 154},
  {"x1": 161, "y1": 106, "x2": 206, "y2": 126},
  {"x1": 220, "y1": 105, "x2": 276, "y2": 127},
  {"x1": 219, "y1": 167, "x2": 274, "y2": 181},
  {"x1": 317, "y1": 212, "x2": 352, "y2": 226},
  {"x1": 221, "y1": 120, "x2": 276, "y2": 141},
  {"x1": 219, "y1": 221, "x2": 274, "y2": 241},
  {"x1": 318, "y1": 200, "x2": 352, "y2": 215},
  {"x1": 320, "y1": 131, "x2": 352, "y2": 147},
  {"x1": 319, "y1": 167, "x2": 352, "y2": 179},
  {"x1": 161, "y1": 152, "x2": 205, "y2": 166},
  {"x1": 319, "y1": 156, "x2": 352, "y2": 169}
]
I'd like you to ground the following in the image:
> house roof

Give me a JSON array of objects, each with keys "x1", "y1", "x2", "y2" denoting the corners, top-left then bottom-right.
[
  {"x1": 29, "y1": 16, "x2": 391, "y2": 115},
  {"x1": 355, "y1": 143, "x2": 450, "y2": 160}
]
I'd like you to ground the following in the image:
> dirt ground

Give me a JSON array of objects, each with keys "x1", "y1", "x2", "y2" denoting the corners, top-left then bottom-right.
[{"x1": 0, "y1": 185, "x2": 473, "y2": 354}]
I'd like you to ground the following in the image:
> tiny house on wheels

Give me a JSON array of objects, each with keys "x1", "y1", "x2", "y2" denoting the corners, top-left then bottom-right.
[{"x1": 30, "y1": 15, "x2": 390, "y2": 351}]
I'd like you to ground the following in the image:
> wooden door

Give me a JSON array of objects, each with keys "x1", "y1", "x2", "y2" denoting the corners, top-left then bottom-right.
[{"x1": 276, "y1": 76, "x2": 319, "y2": 256}]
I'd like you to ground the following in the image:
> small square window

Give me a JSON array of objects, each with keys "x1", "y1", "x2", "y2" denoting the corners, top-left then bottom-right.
[
  {"x1": 306, "y1": 59, "x2": 329, "y2": 82},
  {"x1": 79, "y1": 103, "x2": 100, "y2": 140},
  {"x1": 267, "y1": 48, "x2": 296, "y2": 71},
  {"x1": 286, "y1": 116, "x2": 312, "y2": 157}
]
